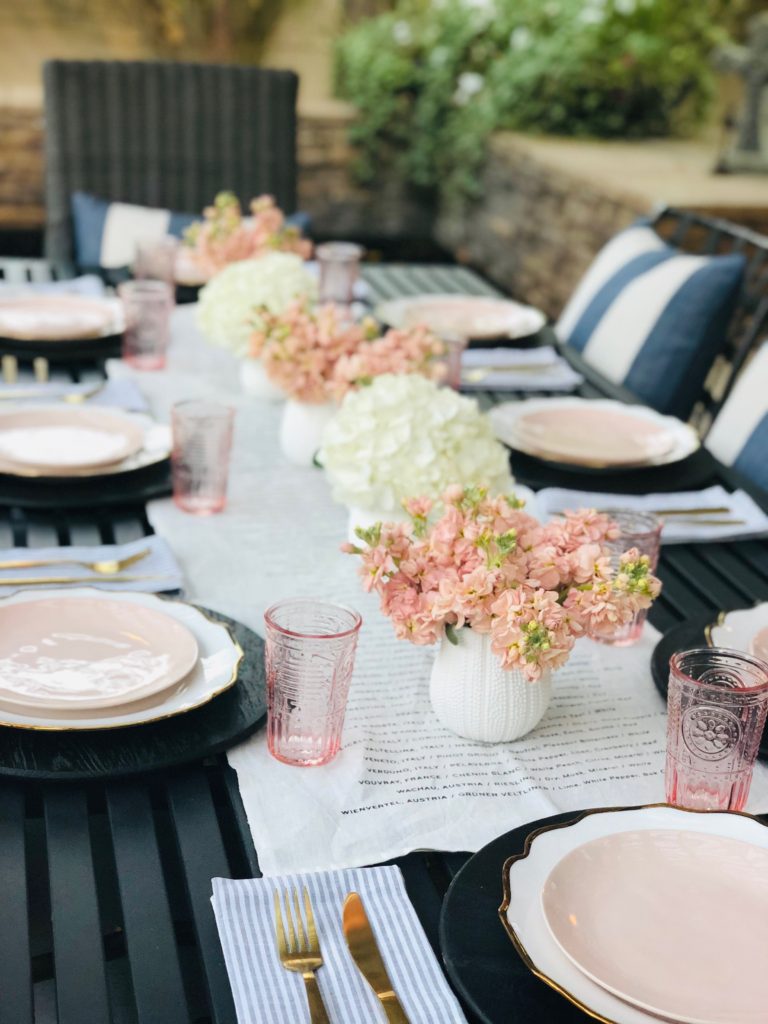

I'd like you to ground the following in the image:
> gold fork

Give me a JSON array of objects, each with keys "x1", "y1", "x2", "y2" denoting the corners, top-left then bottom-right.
[
  {"x1": 274, "y1": 887, "x2": 331, "y2": 1024},
  {"x1": 0, "y1": 547, "x2": 150, "y2": 574}
]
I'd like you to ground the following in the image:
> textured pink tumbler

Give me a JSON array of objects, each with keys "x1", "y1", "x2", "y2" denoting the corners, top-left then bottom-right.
[
  {"x1": 171, "y1": 400, "x2": 234, "y2": 515},
  {"x1": 590, "y1": 509, "x2": 661, "y2": 647},
  {"x1": 666, "y1": 647, "x2": 768, "y2": 811},
  {"x1": 118, "y1": 279, "x2": 173, "y2": 370},
  {"x1": 265, "y1": 599, "x2": 362, "y2": 766}
]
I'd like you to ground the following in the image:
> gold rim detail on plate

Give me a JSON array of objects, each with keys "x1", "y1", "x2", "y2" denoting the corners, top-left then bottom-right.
[
  {"x1": 497, "y1": 802, "x2": 768, "y2": 1024},
  {"x1": 0, "y1": 598, "x2": 244, "y2": 731}
]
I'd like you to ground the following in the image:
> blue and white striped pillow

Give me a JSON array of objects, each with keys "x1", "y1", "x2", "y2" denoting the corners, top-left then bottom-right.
[
  {"x1": 706, "y1": 341, "x2": 768, "y2": 494},
  {"x1": 555, "y1": 223, "x2": 745, "y2": 418},
  {"x1": 71, "y1": 191, "x2": 199, "y2": 272}
]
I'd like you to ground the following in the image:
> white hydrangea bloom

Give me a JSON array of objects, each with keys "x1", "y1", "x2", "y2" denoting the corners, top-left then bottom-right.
[
  {"x1": 509, "y1": 26, "x2": 533, "y2": 51},
  {"x1": 392, "y1": 19, "x2": 413, "y2": 45},
  {"x1": 319, "y1": 374, "x2": 514, "y2": 511},
  {"x1": 196, "y1": 254, "x2": 316, "y2": 357},
  {"x1": 453, "y1": 71, "x2": 485, "y2": 106}
]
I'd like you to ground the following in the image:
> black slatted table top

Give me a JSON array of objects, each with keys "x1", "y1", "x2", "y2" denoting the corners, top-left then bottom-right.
[{"x1": 0, "y1": 262, "x2": 765, "y2": 1024}]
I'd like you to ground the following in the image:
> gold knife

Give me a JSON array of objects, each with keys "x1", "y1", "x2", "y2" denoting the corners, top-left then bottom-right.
[
  {"x1": 0, "y1": 573, "x2": 173, "y2": 586},
  {"x1": 342, "y1": 892, "x2": 411, "y2": 1024}
]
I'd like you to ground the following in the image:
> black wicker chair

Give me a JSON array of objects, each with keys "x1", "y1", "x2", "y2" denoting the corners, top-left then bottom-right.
[
  {"x1": 43, "y1": 60, "x2": 299, "y2": 269},
  {"x1": 561, "y1": 205, "x2": 768, "y2": 432}
]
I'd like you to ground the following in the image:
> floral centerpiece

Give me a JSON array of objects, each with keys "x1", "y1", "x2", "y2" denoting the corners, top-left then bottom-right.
[
  {"x1": 320, "y1": 374, "x2": 512, "y2": 535},
  {"x1": 250, "y1": 301, "x2": 446, "y2": 465},
  {"x1": 177, "y1": 191, "x2": 312, "y2": 285},
  {"x1": 344, "y1": 486, "x2": 661, "y2": 741},
  {"x1": 196, "y1": 252, "x2": 316, "y2": 400}
]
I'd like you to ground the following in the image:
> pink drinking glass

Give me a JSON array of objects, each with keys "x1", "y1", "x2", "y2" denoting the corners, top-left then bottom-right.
[
  {"x1": 316, "y1": 242, "x2": 364, "y2": 306},
  {"x1": 133, "y1": 235, "x2": 179, "y2": 288},
  {"x1": 666, "y1": 647, "x2": 768, "y2": 811},
  {"x1": 437, "y1": 333, "x2": 468, "y2": 390},
  {"x1": 264, "y1": 598, "x2": 362, "y2": 766},
  {"x1": 118, "y1": 280, "x2": 173, "y2": 370},
  {"x1": 589, "y1": 510, "x2": 662, "y2": 647},
  {"x1": 171, "y1": 400, "x2": 234, "y2": 515}
]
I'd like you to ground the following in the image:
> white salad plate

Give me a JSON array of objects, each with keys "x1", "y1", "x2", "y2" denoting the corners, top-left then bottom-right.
[
  {"x1": 0, "y1": 406, "x2": 146, "y2": 472},
  {"x1": 0, "y1": 589, "x2": 242, "y2": 729},
  {"x1": 0, "y1": 296, "x2": 124, "y2": 341},
  {"x1": 0, "y1": 595, "x2": 199, "y2": 711},
  {"x1": 709, "y1": 604, "x2": 768, "y2": 663},
  {"x1": 501, "y1": 805, "x2": 768, "y2": 1024},
  {"x1": 0, "y1": 410, "x2": 170, "y2": 479},
  {"x1": 490, "y1": 397, "x2": 700, "y2": 469},
  {"x1": 375, "y1": 294, "x2": 546, "y2": 340}
]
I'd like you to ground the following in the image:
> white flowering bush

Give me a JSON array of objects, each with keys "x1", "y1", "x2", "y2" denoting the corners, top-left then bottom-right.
[
  {"x1": 196, "y1": 253, "x2": 316, "y2": 357},
  {"x1": 319, "y1": 373, "x2": 513, "y2": 511}
]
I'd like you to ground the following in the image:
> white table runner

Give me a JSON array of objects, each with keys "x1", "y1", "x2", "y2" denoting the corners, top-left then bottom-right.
[{"x1": 133, "y1": 306, "x2": 768, "y2": 875}]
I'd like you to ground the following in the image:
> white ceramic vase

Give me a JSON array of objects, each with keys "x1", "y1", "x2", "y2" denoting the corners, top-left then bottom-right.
[
  {"x1": 239, "y1": 358, "x2": 285, "y2": 402},
  {"x1": 429, "y1": 627, "x2": 551, "y2": 742},
  {"x1": 280, "y1": 399, "x2": 337, "y2": 466},
  {"x1": 347, "y1": 505, "x2": 409, "y2": 545}
]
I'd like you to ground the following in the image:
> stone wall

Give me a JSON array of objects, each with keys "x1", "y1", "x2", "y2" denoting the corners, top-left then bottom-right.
[
  {"x1": 436, "y1": 131, "x2": 768, "y2": 320},
  {"x1": 0, "y1": 104, "x2": 434, "y2": 243}
]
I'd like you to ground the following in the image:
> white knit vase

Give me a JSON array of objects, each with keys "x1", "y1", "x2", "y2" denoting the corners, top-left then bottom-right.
[
  {"x1": 280, "y1": 399, "x2": 337, "y2": 467},
  {"x1": 239, "y1": 358, "x2": 285, "y2": 402},
  {"x1": 347, "y1": 505, "x2": 408, "y2": 545},
  {"x1": 429, "y1": 628, "x2": 551, "y2": 742}
]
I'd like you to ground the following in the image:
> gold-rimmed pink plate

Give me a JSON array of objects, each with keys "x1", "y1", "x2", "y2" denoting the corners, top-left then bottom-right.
[
  {"x1": 0, "y1": 406, "x2": 145, "y2": 473},
  {"x1": 541, "y1": 828, "x2": 768, "y2": 1024},
  {"x1": 0, "y1": 595, "x2": 199, "y2": 711},
  {"x1": 375, "y1": 294, "x2": 546, "y2": 340},
  {"x1": 0, "y1": 295, "x2": 118, "y2": 341}
]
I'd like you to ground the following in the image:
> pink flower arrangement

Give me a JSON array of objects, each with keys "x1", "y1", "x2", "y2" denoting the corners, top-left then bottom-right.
[
  {"x1": 182, "y1": 192, "x2": 312, "y2": 278},
  {"x1": 343, "y1": 486, "x2": 662, "y2": 681},
  {"x1": 249, "y1": 299, "x2": 446, "y2": 403}
]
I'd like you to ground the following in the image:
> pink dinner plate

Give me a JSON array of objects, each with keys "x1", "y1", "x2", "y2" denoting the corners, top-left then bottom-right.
[
  {"x1": 0, "y1": 596, "x2": 199, "y2": 711},
  {"x1": 0, "y1": 296, "x2": 116, "y2": 341},
  {"x1": 541, "y1": 829, "x2": 768, "y2": 1024},
  {"x1": 0, "y1": 406, "x2": 145, "y2": 473},
  {"x1": 377, "y1": 294, "x2": 546, "y2": 340},
  {"x1": 511, "y1": 406, "x2": 676, "y2": 467}
]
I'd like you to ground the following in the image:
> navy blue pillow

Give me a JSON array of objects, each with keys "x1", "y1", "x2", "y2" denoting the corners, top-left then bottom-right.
[{"x1": 555, "y1": 222, "x2": 745, "y2": 419}]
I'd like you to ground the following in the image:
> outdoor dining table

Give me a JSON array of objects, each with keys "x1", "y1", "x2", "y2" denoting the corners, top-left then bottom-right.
[{"x1": 0, "y1": 261, "x2": 765, "y2": 1024}]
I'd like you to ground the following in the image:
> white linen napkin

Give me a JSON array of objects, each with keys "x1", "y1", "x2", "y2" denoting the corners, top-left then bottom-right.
[
  {"x1": 0, "y1": 535, "x2": 183, "y2": 595},
  {"x1": 535, "y1": 485, "x2": 768, "y2": 544},
  {"x1": 211, "y1": 866, "x2": 468, "y2": 1024},
  {"x1": 0, "y1": 378, "x2": 147, "y2": 412},
  {"x1": 461, "y1": 345, "x2": 583, "y2": 391}
]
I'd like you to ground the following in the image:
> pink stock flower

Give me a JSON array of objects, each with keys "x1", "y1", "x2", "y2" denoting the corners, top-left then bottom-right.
[
  {"x1": 183, "y1": 192, "x2": 312, "y2": 278},
  {"x1": 343, "y1": 488, "x2": 663, "y2": 681}
]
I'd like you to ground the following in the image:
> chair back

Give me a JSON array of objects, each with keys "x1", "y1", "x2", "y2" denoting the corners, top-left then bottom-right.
[
  {"x1": 651, "y1": 205, "x2": 768, "y2": 432},
  {"x1": 43, "y1": 60, "x2": 299, "y2": 266}
]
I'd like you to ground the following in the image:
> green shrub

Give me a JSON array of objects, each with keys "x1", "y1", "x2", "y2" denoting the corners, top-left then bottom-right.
[{"x1": 335, "y1": 0, "x2": 730, "y2": 201}]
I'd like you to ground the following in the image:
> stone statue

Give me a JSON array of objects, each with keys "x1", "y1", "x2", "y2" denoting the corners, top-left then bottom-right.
[{"x1": 715, "y1": 12, "x2": 768, "y2": 173}]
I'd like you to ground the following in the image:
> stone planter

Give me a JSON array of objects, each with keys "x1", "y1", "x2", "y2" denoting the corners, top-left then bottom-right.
[{"x1": 429, "y1": 627, "x2": 551, "y2": 742}]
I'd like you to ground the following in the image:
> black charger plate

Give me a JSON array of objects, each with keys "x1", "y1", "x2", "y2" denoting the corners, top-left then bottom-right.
[
  {"x1": 0, "y1": 458, "x2": 171, "y2": 509},
  {"x1": 650, "y1": 613, "x2": 768, "y2": 761},
  {"x1": 0, "y1": 332, "x2": 122, "y2": 364},
  {"x1": 0, "y1": 607, "x2": 266, "y2": 780},
  {"x1": 440, "y1": 811, "x2": 591, "y2": 1024},
  {"x1": 508, "y1": 445, "x2": 717, "y2": 494}
]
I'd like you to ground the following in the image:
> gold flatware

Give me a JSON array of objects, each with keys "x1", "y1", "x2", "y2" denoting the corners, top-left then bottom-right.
[
  {"x1": 63, "y1": 381, "x2": 106, "y2": 405},
  {"x1": 0, "y1": 573, "x2": 172, "y2": 586},
  {"x1": 661, "y1": 518, "x2": 747, "y2": 528},
  {"x1": 343, "y1": 892, "x2": 411, "y2": 1024},
  {"x1": 1, "y1": 355, "x2": 18, "y2": 384},
  {"x1": 274, "y1": 887, "x2": 330, "y2": 1024},
  {"x1": 0, "y1": 381, "x2": 105, "y2": 403},
  {"x1": 464, "y1": 364, "x2": 553, "y2": 382},
  {"x1": 33, "y1": 357, "x2": 49, "y2": 383},
  {"x1": 650, "y1": 507, "x2": 731, "y2": 516},
  {"x1": 0, "y1": 547, "x2": 150, "y2": 574}
]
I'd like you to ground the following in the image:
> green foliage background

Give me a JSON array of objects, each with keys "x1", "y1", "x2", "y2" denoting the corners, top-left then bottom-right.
[{"x1": 335, "y1": 0, "x2": 739, "y2": 202}]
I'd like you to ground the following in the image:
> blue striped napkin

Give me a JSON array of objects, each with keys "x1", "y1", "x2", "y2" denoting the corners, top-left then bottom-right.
[
  {"x1": 211, "y1": 866, "x2": 468, "y2": 1024},
  {"x1": 0, "y1": 535, "x2": 182, "y2": 595}
]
